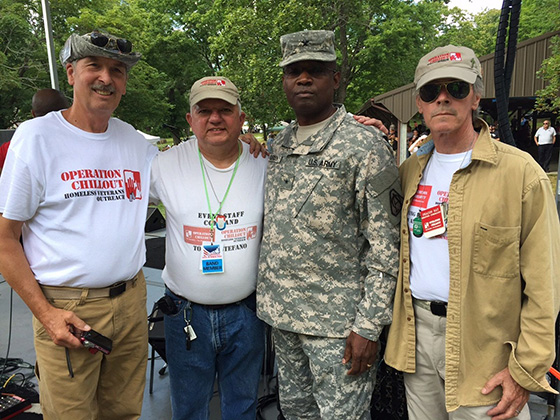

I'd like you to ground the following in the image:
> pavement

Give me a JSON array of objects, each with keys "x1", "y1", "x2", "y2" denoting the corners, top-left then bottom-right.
[{"x1": 0, "y1": 226, "x2": 558, "y2": 419}]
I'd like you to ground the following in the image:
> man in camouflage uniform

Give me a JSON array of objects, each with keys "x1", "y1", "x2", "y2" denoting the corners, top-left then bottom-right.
[{"x1": 257, "y1": 30, "x2": 401, "y2": 419}]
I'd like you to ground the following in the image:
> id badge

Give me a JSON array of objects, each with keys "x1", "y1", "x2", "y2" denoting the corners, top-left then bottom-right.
[
  {"x1": 200, "y1": 241, "x2": 224, "y2": 274},
  {"x1": 420, "y1": 204, "x2": 446, "y2": 238}
]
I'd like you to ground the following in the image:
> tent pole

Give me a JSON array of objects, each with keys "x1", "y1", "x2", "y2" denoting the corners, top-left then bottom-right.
[{"x1": 41, "y1": 0, "x2": 59, "y2": 90}]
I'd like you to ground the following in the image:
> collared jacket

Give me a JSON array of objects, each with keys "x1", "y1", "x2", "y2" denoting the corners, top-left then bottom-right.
[
  {"x1": 385, "y1": 120, "x2": 560, "y2": 411},
  {"x1": 257, "y1": 105, "x2": 401, "y2": 341}
]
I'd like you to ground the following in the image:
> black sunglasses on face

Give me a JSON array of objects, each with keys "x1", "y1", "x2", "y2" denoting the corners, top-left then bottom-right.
[
  {"x1": 419, "y1": 81, "x2": 471, "y2": 103},
  {"x1": 89, "y1": 31, "x2": 133, "y2": 54},
  {"x1": 283, "y1": 65, "x2": 337, "y2": 79}
]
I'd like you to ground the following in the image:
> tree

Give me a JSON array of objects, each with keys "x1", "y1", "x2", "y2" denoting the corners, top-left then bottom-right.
[
  {"x1": 3, "y1": 0, "x2": 555, "y2": 132},
  {"x1": 0, "y1": 0, "x2": 51, "y2": 127},
  {"x1": 535, "y1": 35, "x2": 560, "y2": 114},
  {"x1": 59, "y1": 0, "x2": 173, "y2": 134},
  {"x1": 346, "y1": 0, "x2": 447, "y2": 112},
  {"x1": 518, "y1": 0, "x2": 560, "y2": 115},
  {"x1": 518, "y1": 0, "x2": 560, "y2": 42}
]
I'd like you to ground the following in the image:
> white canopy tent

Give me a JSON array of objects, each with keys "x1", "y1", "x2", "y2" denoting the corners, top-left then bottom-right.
[{"x1": 137, "y1": 130, "x2": 160, "y2": 146}]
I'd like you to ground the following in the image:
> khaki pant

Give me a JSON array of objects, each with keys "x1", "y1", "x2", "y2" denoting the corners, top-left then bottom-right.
[
  {"x1": 33, "y1": 271, "x2": 148, "y2": 420},
  {"x1": 404, "y1": 302, "x2": 530, "y2": 420}
]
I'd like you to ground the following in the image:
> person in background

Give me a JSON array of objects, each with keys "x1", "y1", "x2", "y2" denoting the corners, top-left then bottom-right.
[
  {"x1": 266, "y1": 132, "x2": 275, "y2": 151},
  {"x1": 31, "y1": 88, "x2": 70, "y2": 118},
  {"x1": 534, "y1": 119, "x2": 556, "y2": 172},
  {"x1": 0, "y1": 30, "x2": 156, "y2": 419},
  {"x1": 0, "y1": 88, "x2": 69, "y2": 175},
  {"x1": 388, "y1": 124, "x2": 398, "y2": 154},
  {"x1": 489, "y1": 123, "x2": 500, "y2": 142},
  {"x1": 0, "y1": 142, "x2": 10, "y2": 174}
]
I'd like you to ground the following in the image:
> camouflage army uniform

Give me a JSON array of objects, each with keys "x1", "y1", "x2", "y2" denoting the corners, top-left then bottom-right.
[{"x1": 257, "y1": 105, "x2": 401, "y2": 419}]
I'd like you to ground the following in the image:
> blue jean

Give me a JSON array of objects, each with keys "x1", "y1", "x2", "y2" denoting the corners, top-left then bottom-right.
[{"x1": 164, "y1": 288, "x2": 265, "y2": 420}]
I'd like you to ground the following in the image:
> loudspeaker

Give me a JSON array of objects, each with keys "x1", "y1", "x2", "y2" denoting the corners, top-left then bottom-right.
[
  {"x1": 145, "y1": 237, "x2": 165, "y2": 269},
  {"x1": 145, "y1": 207, "x2": 166, "y2": 232}
]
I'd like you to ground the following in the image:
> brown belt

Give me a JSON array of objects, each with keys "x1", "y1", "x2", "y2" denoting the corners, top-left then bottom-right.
[{"x1": 40, "y1": 275, "x2": 138, "y2": 300}]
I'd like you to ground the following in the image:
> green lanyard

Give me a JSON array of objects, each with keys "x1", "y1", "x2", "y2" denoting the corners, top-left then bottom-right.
[{"x1": 198, "y1": 142, "x2": 241, "y2": 240}]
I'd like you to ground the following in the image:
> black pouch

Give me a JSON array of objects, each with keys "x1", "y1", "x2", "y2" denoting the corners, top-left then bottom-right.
[{"x1": 154, "y1": 295, "x2": 179, "y2": 316}]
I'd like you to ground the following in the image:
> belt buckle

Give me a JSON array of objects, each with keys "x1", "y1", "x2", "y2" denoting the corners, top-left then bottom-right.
[
  {"x1": 109, "y1": 281, "x2": 126, "y2": 298},
  {"x1": 430, "y1": 301, "x2": 447, "y2": 317}
]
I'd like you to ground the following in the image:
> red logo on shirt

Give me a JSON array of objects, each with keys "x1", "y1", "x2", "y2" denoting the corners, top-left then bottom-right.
[
  {"x1": 124, "y1": 170, "x2": 142, "y2": 201},
  {"x1": 411, "y1": 185, "x2": 432, "y2": 208}
]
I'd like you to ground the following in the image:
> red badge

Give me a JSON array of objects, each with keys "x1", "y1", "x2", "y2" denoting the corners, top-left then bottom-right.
[{"x1": 420, "y1": 205, "x2": 446, "y2": 238}]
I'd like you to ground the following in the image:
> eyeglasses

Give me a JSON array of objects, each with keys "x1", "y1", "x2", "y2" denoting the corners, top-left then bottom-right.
[
  {"x1": 283, "y1": 65, "x2": 337, "y2": 79},
  {"x1": 419, "y1": 81, "x2": 471, "y2": 103},
  {"x1": 89, "y1": 31, "x2": 132, "y2": 54}
]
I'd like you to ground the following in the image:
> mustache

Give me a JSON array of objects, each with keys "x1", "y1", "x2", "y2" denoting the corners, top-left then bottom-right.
[
  {"x1": 91, "y1": 84, "x2": 116, "y2": 93},
  {"x1": 431, "y1": 107, "x2": 457, "y2": 118}
]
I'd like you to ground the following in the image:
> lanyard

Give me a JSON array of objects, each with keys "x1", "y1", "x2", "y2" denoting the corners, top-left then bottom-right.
[{"x1": 198, "y1": 142, "x2": 241, "y2": 241}]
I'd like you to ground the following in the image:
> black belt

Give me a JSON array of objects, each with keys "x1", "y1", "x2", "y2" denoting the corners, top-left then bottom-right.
[{"x1": 413, "y1": 297, "x2": 447, "y2": 317}]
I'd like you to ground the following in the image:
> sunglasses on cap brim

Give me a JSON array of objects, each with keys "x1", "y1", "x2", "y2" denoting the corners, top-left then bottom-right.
[
  {"x1": 419, "y1": 81, "x2": 471, "y2": 103},
  {"x1": 89, "y1": 31, "x2": 132, "y2": 54}
]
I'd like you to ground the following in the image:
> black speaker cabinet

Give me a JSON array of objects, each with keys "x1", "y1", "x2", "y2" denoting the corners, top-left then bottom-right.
[{"x1": 145, "y1": 207, "x2": 166, "y2": 232}]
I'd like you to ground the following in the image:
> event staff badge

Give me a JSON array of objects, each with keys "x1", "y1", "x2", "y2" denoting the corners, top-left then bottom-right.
[
  {"x1": 201, "y1": 242, "x2": 224, "y2": 274},
  {"x1": 420, "y1": 204, "x2": 447, "y2": 238}
]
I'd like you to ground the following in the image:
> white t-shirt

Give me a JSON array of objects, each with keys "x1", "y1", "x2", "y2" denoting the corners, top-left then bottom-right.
[
  {"x1": 0, "y1": 111, "x2": 158, "y2": 287},
  {"x1": 408, "y1": 149, "x2": 472, "y2": 302},
  {"x1": 150, "y1": 139, "x2": 267, "y2": 304},
  {"x1": 535, "y1": 126, "x2": 556, "y2": 145}
]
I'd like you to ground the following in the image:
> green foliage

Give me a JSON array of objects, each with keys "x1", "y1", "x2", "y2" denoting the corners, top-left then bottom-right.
[
  {"x1": 117, "y1": 61, "x2": 171, "y2": 131},
  {"x1": 535, "y1": 35, "x2": 560, "y2": 114},
  {"x1": 518, "y1": 0, "x2": 560, "y2": 42},
  {"x1": 435, "y1": 7, "x2": 501, "y2": 57},
  {"x1": 1, "y1": 0, "x2": 558, "y2": 131},
  {"x1": 0, "y1": 0, "x2": 51, "y2": 127},
  {"x1": 348, "y1": 0, "x2": 445, "y2": 111}
]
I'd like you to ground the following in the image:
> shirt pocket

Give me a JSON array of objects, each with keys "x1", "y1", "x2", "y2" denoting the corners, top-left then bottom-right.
[
  {"x1": 472, "y1": 222, "x2": 520, "y2": 278},
  {"x1": 290, "y1": 170, "x2": 346, "y2": 238}
]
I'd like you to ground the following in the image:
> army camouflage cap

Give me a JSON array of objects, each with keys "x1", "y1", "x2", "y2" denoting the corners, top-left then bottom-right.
[
  {"x1": 60, "y1": 31, "x2": 141, "y2": 71},
  {"x1": 189, "y1": 76, "x2": 240, "y2": 106},
  {"x1": 414, "y1": 45, "x2": 482, "y2": 89},
  {"x1": 279, "y1": 30, "x2": 337, "y2": 67}
]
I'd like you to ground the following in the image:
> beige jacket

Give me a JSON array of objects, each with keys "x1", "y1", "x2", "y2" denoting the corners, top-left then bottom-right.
[{"x1": 385, "y1": 120, "x2": 560, "y2": 411}]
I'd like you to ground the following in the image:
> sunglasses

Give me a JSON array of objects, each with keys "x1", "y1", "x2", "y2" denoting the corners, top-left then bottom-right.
[
  {"x1": 89, "y1": 31, "x2": 132, "y2": 54},
  {"x1": 283, "y1": 65, "x2": 337, "y2": 79},
  {"x1": 419, "y1": 81, "x2": 471, "y2": 103}
]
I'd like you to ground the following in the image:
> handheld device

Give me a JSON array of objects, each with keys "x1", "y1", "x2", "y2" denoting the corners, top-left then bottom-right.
[{"x1": 79, "y1": 329, "x2": 113, "y2": 355}]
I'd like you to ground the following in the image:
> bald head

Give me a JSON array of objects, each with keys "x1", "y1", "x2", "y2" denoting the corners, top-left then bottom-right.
[{"x1": 31, "y1": 89, "x2": 70, "y2": 118}]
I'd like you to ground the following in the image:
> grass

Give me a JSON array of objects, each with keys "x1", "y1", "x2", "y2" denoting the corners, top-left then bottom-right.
[
  {"x1": 157, "y1": 138, "x2": 174, "y2": 151},
  {"x1": 548, "y1": 173, "x2": 557, "y2": 196}
]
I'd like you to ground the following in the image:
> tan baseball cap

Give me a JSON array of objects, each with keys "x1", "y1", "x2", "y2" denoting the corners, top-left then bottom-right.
[
  {"x1": 279, "y1": 30, "x2": 336, "y2": 67},
  {"x1": 414, "y1": 45, "x2": 482, "y2": 89},
  {"x1": 189, "y1": 76, "x2": 240, "y2": 106}
]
